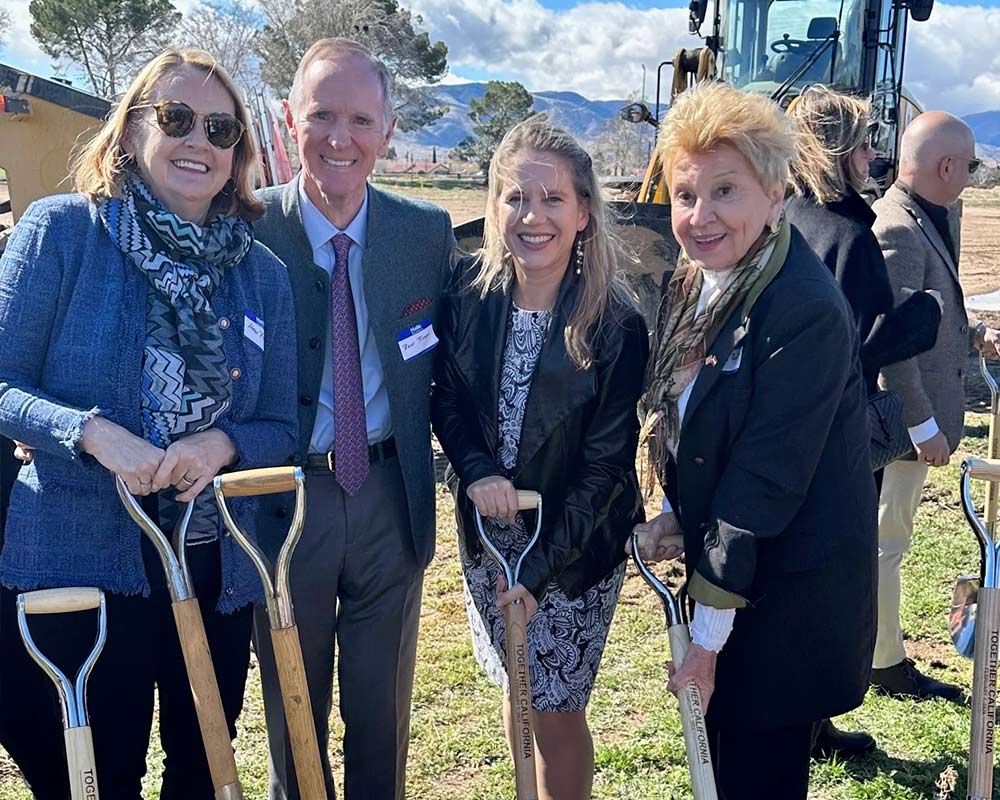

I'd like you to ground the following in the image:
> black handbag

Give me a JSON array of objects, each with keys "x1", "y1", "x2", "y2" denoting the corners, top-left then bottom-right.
[{"x1": 868, "y1": 389, "x2": 914, "y2": 471}]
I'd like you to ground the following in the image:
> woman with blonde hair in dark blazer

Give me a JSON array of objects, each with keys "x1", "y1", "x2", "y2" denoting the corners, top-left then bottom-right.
[{"x1": 634, "y1": 82, "x2": 877, "y2": 799}]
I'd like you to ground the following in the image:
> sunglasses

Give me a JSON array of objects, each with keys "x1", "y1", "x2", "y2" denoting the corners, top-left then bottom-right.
[
  {"x1": 943, "y1": 154, "x2": 982, "y2": 174},
  {"x1": 865, "y1": 120, "x2": 880, "y2": 149},
  {"x1": 138, "y1": 101, "x2": 245, "y2": 150}
]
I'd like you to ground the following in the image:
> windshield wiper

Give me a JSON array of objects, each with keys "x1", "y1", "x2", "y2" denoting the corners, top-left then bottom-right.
[{"x1": 769, "y1": 30, "x2": 840, "y2": 103}]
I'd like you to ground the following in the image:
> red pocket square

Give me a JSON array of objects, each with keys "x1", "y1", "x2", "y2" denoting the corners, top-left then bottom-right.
[{"x1": 401, "y1": 297, "x2": 432, "y2": 317}]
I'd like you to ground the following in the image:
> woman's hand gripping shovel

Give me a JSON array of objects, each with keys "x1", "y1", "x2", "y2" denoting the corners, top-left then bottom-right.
[
  {"x1": 214, "y1": 466, "x2": 325, "y2": 800},
  {"x1": 475, "y1": 489, "x2": 542, "y2": 800},
  {"x1": 116, "y1": 477, "x2": 244, "y2": 800},
  {"x1": 17, "y1": 587, "x2": 107, "y2": 800},
  {"x1": 630, "y1": 531, "x2": 718, "y2": 800}
]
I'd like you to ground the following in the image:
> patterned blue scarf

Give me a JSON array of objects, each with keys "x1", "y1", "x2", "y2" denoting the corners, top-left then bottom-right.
[{"x1": 99, "y1": 176, "x2": 253, "y2": 542}]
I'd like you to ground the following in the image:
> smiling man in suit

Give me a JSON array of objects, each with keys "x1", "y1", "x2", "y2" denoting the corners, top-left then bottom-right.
[
  {"x1": 872, "y1": 111, "x2": 1000, "y2": 701},
  {"x1": 252, "y1": 38, "x2": 455, "y2": 800}
]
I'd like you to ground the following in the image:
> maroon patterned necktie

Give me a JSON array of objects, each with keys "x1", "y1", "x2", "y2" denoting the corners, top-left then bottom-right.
[{"x1": 330, "y1": 233, "x2": 369, "y2": 495}]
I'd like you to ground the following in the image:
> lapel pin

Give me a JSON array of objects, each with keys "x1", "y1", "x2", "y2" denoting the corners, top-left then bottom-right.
[{"x1": 705, "y1": 355, "x2": 718, "y2": 367}]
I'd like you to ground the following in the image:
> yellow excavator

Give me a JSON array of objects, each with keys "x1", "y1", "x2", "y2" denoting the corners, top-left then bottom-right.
[{"x1": 620, "y1": 0, "x2": 935, "y2": 202}]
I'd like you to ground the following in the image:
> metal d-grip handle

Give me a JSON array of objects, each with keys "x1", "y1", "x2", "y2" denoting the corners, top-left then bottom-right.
[
  {"x1": 630, "y1": 531, "x2": 687, "y2": 627},
  {"x1": 17, "y1": 588, "x2": 108, "y2": 729},
  {"x1": 474, "y1": 490, "x2": 542, "y2": 589},
  {"x1": 115, "y1": 476, "x2": 196, "y2": 602},
  {"x1": 214, "y1": 467, "x2": 306, "y2": 629},
  {"x1": 963, "y1": 458, "x2": 1000, "y2": 589}
]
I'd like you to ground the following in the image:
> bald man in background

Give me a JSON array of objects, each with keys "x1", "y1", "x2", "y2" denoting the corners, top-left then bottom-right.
[{"x1": 872, "y1": 112, "x2": 1000, "y2": 699}]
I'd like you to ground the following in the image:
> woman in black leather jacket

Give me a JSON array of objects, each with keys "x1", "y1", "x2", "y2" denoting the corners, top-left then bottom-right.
[{"x1": 431, "y1": 115, "x2": 647, "y2": 800}]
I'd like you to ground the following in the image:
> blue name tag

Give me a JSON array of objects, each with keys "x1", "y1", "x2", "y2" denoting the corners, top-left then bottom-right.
[
  {"x1": 397, "y1": 319, "x2": 438, "y2": 362},
  {"x1": 244, "y1": 310, "x2": 264, "y2": 351}
]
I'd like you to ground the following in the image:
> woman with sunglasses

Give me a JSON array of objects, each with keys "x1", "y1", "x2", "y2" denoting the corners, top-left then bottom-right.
[
  {"x1": 785, "y1": 85, "x2": 943, "y2": 760},
  {"x1": 0, "y1": 50, "x2": 297, "y2": 798},
  {"x1": 787, "y1": 86, "x2": 941, "y2": 400}
]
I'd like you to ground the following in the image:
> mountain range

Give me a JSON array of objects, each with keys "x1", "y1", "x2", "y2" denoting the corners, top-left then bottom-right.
[
  {"x1": 395, "y1": 83, "x2": 630, "y2": 153},
  {"x1": 395, "y1": 82, "x2": 1000, "y2": 161}
]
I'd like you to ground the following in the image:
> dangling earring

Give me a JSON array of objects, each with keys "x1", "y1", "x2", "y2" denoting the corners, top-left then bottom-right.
[
  {"x1": 575, "y1": 238, "x2": 584, "y2": 275},
  {"x1": 768, "y1": 216, "x2": 781, "y2": 234}
]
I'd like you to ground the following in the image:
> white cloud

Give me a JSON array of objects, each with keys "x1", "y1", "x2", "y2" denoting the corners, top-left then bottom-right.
[
  {"x1": 4, "y1": 0, "x2": 1000, "y2": 115},
  {"x1": 905, "y1": 4, "x2": 1000, "y2": 115},
  {"x1": 411, "y1": 0, "x2": 1000, "y2": 113},
  {"x1": 410, "y1": 0, "x2": 693, "y2": 101}
]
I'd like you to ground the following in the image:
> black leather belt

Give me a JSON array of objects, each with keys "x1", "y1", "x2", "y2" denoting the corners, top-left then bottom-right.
[{"x1": 304, "y1": 437, "x2": 397, "y2": 473}]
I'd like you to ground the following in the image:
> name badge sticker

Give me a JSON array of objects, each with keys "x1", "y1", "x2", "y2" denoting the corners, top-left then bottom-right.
[
  {"x1": 722, "y1": 347, "x2": 743, "y2": 373},
  {"x1": 397, "y1": 319, "x2": 438, "y2": 362},
  {"x1": 244, "y1": 311, "x2": 264, "y2": 351}
]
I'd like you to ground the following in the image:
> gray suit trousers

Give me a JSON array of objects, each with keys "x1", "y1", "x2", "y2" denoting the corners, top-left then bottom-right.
[{"x1": 254, "y1": 457, "x2": 423, "y2": 800}]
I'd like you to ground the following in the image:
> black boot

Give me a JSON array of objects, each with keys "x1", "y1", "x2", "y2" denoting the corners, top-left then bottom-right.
[
  {"x1": 810, "y1": 718, "x2": 876, "y2": 761},
  {"x1": 871, "y1": 658, "x2": 964, "y2": 702}
]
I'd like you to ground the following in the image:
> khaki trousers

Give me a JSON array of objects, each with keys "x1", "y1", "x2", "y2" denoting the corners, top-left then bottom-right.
[{"x1": 874, "y1": 459, "x2": 929, "y2": 669}]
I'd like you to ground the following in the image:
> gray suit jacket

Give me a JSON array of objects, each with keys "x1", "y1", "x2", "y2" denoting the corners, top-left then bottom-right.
[
  {"x1": 874, "y1": 183, "x2": 976, "y2": 452},
  {"x1": 253, "y1": 178, "x2": 456, "y2": 566}
]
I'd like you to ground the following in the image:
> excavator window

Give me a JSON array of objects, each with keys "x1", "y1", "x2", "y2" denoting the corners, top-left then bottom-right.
[{"x1": 719, "y1": 0, "x2": 865, "y2": 96}]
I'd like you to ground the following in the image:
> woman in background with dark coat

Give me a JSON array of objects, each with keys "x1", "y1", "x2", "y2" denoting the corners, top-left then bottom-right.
[
  {"x1": 787, "y1": 85, "x2": 941, "y2": 396},
  {"x1": 785, "y1": 84, "x2": 942, "y2": 760}
]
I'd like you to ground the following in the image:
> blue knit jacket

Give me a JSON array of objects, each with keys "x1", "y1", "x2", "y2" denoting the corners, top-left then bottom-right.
[{"x1": 0, "y1": 194, "x2": 298, "y2": 612}]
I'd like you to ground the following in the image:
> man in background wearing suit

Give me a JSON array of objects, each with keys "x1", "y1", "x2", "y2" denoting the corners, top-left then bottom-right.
[
  {"x1": 252, "y1": 39, "x2": 455, "y2": 800},
  {"x1": 873, "y1": 112, "x2": 1000, "y2": 700}
]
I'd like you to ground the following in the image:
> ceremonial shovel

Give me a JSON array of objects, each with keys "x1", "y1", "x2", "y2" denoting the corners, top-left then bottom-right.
[
  {"x1": 475, "y1": 489, "x2": 542, "y2": 800},
  {"x1": 116, "y1": 477, "x2": 244, "y2": 800},
  {"x1": 214, "y1": 466, "x2": 325, "y2": 800},
  {"x1": 630, "y1": 531, "x2": 718, "y2": 800},
  {"x1": 952, "y1": 456, "x2": 1000, "y2": 800},
  {"x1": 17, "y1": 587, "x2": 107, "y2": 800}
]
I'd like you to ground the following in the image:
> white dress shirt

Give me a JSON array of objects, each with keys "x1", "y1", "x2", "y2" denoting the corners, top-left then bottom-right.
[
  {"x1": 298, "y1": 178, "x2": 392, "y2": 452},
  {"x1": 658, "y1": 267, "x2": 737, "y2": 653}
]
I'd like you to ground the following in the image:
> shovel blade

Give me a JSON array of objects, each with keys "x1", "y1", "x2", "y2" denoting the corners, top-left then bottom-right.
[{"x1": 950, "y1": 574, "x2": 980, "y2": 659}]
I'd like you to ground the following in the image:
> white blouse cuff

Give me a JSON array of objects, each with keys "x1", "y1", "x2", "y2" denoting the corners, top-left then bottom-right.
[{"x1": 690, "y1": 602, "x2": 736, "y2": 653}]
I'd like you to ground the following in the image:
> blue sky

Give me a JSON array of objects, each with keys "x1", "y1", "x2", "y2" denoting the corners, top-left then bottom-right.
[{"x1": 4, "y1": 0, "x2": 1000, "y2": 114}]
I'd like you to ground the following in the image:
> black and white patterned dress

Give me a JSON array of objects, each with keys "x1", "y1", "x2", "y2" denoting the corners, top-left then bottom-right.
[{"x1": 459, "y1": 303, "x2": 625, "y2": 712}]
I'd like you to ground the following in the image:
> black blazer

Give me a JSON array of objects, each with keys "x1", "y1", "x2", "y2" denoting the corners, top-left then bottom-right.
[
  {"x1": 432, "y1": 256, "x2": 649, "y2": 602},
  {"x1": 664, "y1": 228, "x2": 878, "y2": 729},
  {"x1": 786, "y1": 190, "x2": 940, "y2": 391}
]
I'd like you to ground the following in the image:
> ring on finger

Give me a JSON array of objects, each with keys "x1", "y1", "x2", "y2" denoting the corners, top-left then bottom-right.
[{"x1": 180, "y1": 475, "x2": 198, "y2": 486}]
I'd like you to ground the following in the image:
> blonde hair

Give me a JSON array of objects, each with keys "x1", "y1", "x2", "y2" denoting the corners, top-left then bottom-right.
[
  {"x1": 477, "y1": 114, "x2": 631, "y2": 369},
  {"x1": 789, "y1": 85, "x2": 869, "y2": 203},
  {"x1": 288, "y1": 38, "x2": 394, "y2": 131},
  {"x1": 72, "y1": 49, "x2": 264, "y2": 221},
  {"x1": 657, "y1": 82, "x2": 798, "y2": 195}
]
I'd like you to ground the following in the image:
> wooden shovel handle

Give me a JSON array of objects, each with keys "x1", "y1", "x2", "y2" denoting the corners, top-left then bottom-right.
[
  {"x1": 64, "y1": 726, "x2": 99, "y2": 800},
  {"x1": 667, "y1": 624, "x2": 719, "y2": 800},
  {"x1": 967, "y1": 458, "x2": 1000, "y2": 484},
  {"x1": 271, "y1": 625, "x2": 326, "y2": 800},
  {"x1": 516, "y1": 490, "x2": 540, "y2": 511},
  {"x1": 216, "y1": 467, "x2": 298, "y2": 497},
  {"x1": 503, "y1": 600, "x2": 538, "y2": 800},
  {"x1": 970, "y1": 586, "x2": 1000, "y2": 799},
  {"x1": 171, "y1": 598, "x2": 244, "y2": 799},
  {"x1": 22, "y1": 588, "x2": 102, "y2": 615}
]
